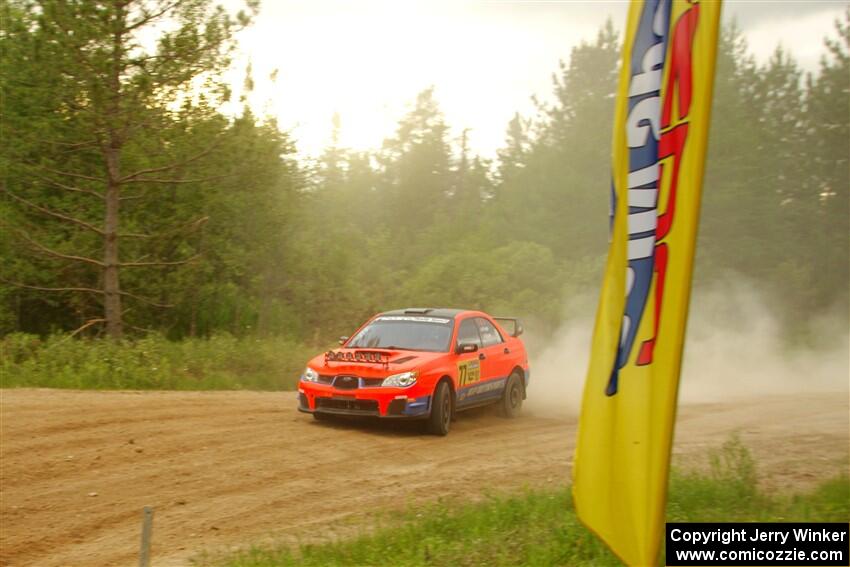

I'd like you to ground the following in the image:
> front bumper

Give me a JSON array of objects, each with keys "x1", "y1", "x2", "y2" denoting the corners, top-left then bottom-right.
[{"x1": 298, "y1": 381, "x2": 432, "y2": 418}]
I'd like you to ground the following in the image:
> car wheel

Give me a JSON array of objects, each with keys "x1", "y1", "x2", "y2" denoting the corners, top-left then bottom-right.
[
  {"x1": 501, "y1": 372, "x2": 524, "y2": 419},
  {"x1": 426, "y1": 381, "x2": 452, "y2": 436},
  {"x1": 312, "y1": 412, "x2": 332, "y2": 422}
]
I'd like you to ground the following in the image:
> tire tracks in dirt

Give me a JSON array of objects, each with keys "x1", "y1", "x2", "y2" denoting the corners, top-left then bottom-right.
[{"x1": 1, "y1": 389, "x2": 846, "y2": 567}]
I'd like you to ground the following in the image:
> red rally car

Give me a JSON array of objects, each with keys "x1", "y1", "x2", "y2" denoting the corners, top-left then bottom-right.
[{"x1": 297, "y1": 308, "x2": 529, "y2": 435}]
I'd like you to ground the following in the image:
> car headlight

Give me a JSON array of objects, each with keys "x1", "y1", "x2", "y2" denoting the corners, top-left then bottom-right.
[
  {"x1": 301, "y1": 367, "x2": 319, "y2": 382},
  {"x1": 382, "y1": 371, "x2": 418, "y2": 387}
]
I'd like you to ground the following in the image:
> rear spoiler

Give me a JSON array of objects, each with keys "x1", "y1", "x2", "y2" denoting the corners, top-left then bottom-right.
[{"x1": 493, "y1": 317, "x2": 524, "y2": 337}]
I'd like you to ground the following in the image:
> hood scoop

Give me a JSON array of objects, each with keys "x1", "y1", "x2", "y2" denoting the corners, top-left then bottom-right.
[{"x1": 391, "y1": 355, "x2": 417, "y2": 365}]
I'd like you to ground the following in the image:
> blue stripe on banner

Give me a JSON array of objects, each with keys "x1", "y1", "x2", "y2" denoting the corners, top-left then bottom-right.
[{"x1": 608, "y1": 0, "x2": 672, "y2": 397}]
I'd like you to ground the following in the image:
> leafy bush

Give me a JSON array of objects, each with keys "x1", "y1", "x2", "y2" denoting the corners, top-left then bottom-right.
[{"x1": 0, "y1": 333, "x2": 317, "y2": 390}]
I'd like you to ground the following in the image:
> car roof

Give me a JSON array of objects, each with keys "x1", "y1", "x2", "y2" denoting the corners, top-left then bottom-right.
[{"x1": 379, "y1": 308, "x2": 471, "y2": 319}]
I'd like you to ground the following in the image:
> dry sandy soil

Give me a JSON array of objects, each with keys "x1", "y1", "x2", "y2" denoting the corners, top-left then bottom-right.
[{"x1": 1, "y1": 389, "x2": 847, "y2": 567}]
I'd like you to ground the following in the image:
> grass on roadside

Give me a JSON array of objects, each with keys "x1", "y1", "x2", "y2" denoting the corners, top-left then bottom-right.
[
  {"x1": 0, "y1": 332, "x2": 317, "y2": 390},
  {"x1": 204, "y1": 437, "x2": 849, "y2": 567}
]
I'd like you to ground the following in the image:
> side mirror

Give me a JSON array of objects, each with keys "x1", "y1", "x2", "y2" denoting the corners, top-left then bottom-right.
[
  {"x1": 456, "y1": 343, "x2": 479, "y2": 354},
  {"x1": 338, "y1": 336, "x2": 349, "y2": 345},
  {"x1": 513, "y1": 323, "x2": 523, "y2": 337}
]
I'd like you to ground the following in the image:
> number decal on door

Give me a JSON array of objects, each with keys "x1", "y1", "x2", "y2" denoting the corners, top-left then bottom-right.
[{"x1": 457, "y1": 359, "x2": 480, "y2": 387}]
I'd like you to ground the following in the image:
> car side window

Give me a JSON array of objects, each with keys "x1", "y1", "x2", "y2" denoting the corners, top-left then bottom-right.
[
  {"x1": 456, "y1": 318, "x2": 483, "y2": 349},
  {"x1": 475, "y1": 317, "x2": 503, "y2": 347}
]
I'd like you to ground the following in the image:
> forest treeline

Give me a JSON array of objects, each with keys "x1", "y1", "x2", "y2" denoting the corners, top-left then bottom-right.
[{"x1": 2, "y1": 1, "x2": 848, "y2": 345}]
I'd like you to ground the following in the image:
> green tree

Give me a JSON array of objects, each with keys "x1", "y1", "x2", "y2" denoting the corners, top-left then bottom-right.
[
  {"x1": 699, "y1": 24, "x2": 782, "y2": 285},
  {"x1": 378, "y1": 87, "x2": 453, "y2": 240},
  {"x1": 496, "y1": 112, "x2": 531, "y2": 185},
  {"x1": 493, "y1": 21, "x2": 620, "y2": 262},
  {"x1": 801, "y1": 8, "x2": 850, "y2": 314},
  {"x1": 1, "y1": 0, "x2": 257, "y2": 338}
]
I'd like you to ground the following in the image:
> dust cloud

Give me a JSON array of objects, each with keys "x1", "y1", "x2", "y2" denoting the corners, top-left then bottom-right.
[{"x1": 523, "y1": 282, "x2": 849, "y2": 418}]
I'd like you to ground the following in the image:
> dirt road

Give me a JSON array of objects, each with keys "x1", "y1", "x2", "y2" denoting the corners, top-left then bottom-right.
[{"x1": 1, "y1": 389, "x2": 847, "y2": 566}]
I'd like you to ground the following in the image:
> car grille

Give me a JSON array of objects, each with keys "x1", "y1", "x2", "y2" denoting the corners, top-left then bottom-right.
[
  {"x1": 332, "y1": 375, "x2": 359, "y2": 390},
  {"x1": 317, "y1": 375, "x2": 385, "y2": 389},
  {"x1": 315, "y1": 398, "x2": 379, "y2": 414}
]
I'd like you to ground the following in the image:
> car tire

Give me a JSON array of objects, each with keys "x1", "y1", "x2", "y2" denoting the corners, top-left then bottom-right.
[
  {"x1": 501, "y1": 372, "x2": 524, "y2": 419},
  {"x1": 312, "y1": 412, "x2": 332, "y2": 422},
  {"x1": 426, "y1": 381, "x2": 452, "y2": 436}
]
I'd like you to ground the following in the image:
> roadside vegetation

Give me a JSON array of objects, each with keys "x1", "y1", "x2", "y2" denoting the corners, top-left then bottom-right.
[
  {"x1": 0, "y1": 332, "x2": 315, "y2": 390},
  {"x1": 204, "y1": 439, "x2": 849, "y2": 567}
]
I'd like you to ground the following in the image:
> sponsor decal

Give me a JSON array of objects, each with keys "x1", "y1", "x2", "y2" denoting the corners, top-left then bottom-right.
[
  {"x1": 457, "y1": 359, "x2": 481, "y2": 388},
  {"x1": 457, "y1": 377, "x2": 506, "y2": 403},
  {"x1": 325, "y1": 350, "x2": 386, "y2": 363},
  {"x1": 375, "y1": 316, "x2": 451, "y2": 324}
]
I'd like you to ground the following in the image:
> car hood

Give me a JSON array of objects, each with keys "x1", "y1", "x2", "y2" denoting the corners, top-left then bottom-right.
[{"x1": 308, "y1": 348, "x2": 445, "y2": 376}]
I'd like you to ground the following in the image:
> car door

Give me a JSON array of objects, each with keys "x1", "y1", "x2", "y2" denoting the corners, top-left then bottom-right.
[
  {"x1": 474, "y1": 317, "x2": 512, "y2": 399},
  {"x1": 454, "y1": 317, "x2": 488, "y2": 408}
]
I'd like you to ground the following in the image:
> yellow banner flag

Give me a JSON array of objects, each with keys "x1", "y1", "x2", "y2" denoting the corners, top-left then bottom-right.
[{"x1": 573, "y1": 1, "x2": 722, "y2": 565}]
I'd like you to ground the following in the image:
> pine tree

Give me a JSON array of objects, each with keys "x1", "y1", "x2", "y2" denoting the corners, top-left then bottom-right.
[{"x1": 1, "y1": 0, "x2": 257, "y2": 337}]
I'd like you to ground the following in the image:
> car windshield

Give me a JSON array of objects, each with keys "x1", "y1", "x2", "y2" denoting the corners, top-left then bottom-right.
[{"x1": 346, "y1": 316, "x2": 454, "y2": 352}]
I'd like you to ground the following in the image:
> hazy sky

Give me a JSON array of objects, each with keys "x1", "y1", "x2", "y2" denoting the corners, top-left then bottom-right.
[{"x1": 220, "y1": 1, "x2": 848, "y2": 160}]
